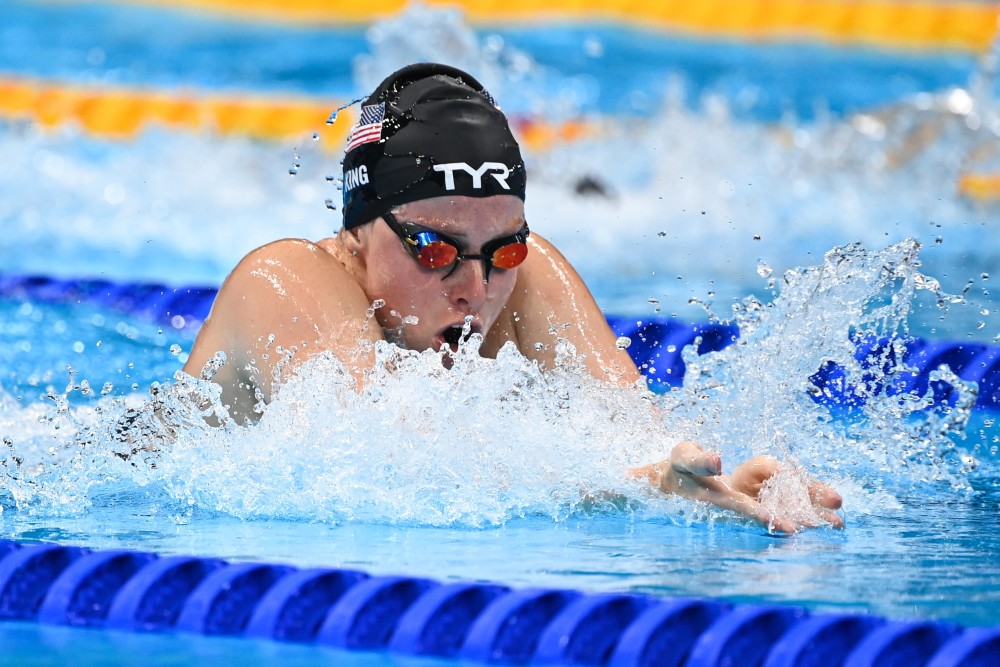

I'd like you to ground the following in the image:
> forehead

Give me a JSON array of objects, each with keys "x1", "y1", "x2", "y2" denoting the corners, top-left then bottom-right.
[{"x1": 394, "y1": 195, "x2": 524, "y2": 235}]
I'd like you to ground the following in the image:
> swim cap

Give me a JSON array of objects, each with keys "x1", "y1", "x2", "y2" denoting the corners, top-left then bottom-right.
[{"x1": 341, "y1": 63, "x2": 526, "y2": 230}]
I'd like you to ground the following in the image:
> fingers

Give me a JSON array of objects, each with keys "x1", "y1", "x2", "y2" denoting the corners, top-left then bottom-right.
[
  {"x1": 694, "y1": 477, "x2": 844, "y2": 534},
  {"x1": 693, "y1": 483, "x2": 802, "y2": 534},
  {"x1": 728, "y1": 455, "x2": 780, "y2": 497},
  {"x1": 658, "y1": 443, "x2": 845, "y2": 533},
  {"x1": 670, "y1": 440, "x2": 722, "y2": 477},
  {"x1": 808, "y1": 481, "x2": 843, "y2": 510},
  {"x1": 816, "y1": 508, "x2": 845, "y2": 529}
]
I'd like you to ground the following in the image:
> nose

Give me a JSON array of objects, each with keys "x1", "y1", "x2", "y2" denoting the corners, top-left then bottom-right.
[{"x1": 446, "y1": 258, "x2": 488, "y2": 313}]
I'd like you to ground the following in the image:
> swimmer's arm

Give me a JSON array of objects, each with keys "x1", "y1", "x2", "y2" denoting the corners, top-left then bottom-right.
[
  {"x1": 495, "y1": 234, "x2": 642, "y2": 387},
  {"x1": 183, "y1": 238, "x2": 380, "y2": 422},
  {"x1": 630, "y1": 441, "x2": 844, "y2": 532},
  {"x1": 494, "y1": 239, "x2": 844, "y2": 531}
]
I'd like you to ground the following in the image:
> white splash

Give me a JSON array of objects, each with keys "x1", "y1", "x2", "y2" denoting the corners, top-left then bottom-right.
[{"x1": 0, "y1": 241, "x2": 983, "y2": 527}]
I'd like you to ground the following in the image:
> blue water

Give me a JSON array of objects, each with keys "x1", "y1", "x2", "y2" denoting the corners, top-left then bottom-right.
[
  {"x1": 0, "y1": 0, "x2": 987, "y2": 119},
  {"x1": 2, "y1": 0, "x2": 1000, "y2": 662}
]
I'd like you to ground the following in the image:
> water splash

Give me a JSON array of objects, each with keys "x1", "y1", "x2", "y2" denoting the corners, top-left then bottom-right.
[
  {"x1": 663, "y1": 240, "x2": 977, "y2": 508},
  {"x1": 0, "y1": 241, "x2": 983, "y2": 526}
]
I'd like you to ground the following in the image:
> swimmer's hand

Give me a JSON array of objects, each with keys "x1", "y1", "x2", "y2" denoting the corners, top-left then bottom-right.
[{"x1": 632, "y1": 440, "x2": 844, "y2": 533}]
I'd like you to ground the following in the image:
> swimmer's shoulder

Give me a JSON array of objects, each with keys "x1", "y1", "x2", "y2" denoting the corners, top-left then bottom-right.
[
  {"x1": 220, "y1": 236, "x2": 361, "y2": 304},
  {"x1": 184, "y1": 236, "x2": 379, "y2": 408},
  {"x1": 487, "y1": 232, "x2": 575, "y2": 355},
  {"x1": 193, "y1": 237, "x2": 370, "y2": 352},
  {"x1": 507, "y1": 232, "x2": 583, "y2": 310},
  {"x1": 494, "y1": 232, "x2": 641, "y2": 384}
]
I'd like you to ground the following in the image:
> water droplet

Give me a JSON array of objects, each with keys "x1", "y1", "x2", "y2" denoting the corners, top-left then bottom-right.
[
  {"x1": 101, "y1": 382, "x2": 114, "y2": 395},
  {"x1": 312, "y1": 132, "x2": 319, "y2": 141},
  {"x1": 615, "y1": 336, "x2": 632, "y2": 350},
  {"x1": 289, "y1": 166, "x2": 298, "y2": 176},
  {"x1": 657, "y1": 231, "x2": 666, "y2": 237},
  {"x1": 753, "y1": 234, "x2": 761, "y2": 241},
  {"x1": 169, "y1": 344, "x2": 183, "y2": 356},
  {"x1": 982, "y1": 273, "x2": 990, "y2": 281},
  {"x1": 325, "y1": 199, "x2": 337, "y2": 211}
]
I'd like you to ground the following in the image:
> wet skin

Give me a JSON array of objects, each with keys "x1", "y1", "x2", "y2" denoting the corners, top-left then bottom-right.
[{"x1": 183, "y1": 194, "x2": 842, "y2": 532}]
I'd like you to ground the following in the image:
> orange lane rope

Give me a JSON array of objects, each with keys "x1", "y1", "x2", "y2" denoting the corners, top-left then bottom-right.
[
  {"x1": 0, "y1": 77, "x2": 349, "y2": 142},
  {"x1": 0, "y1": 76, "x2": 599, "y2": 154},
  {"x1": 958, "y1": 173, "x2": 1000, "y2": 202},
  {"x1": 70, "y1": 0, "x2": 1000, "y2": 53}
]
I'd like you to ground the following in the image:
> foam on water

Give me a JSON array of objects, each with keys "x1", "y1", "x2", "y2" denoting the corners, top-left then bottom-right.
[
  {"x1": 1, "y1": 6, "x2": 997, "y2": 528},
  {"x1": 0, "y1": 238, "x2": 984, "y2": 530},
  {"x1": 1, "y1": 6, "x2": 998, "y2": 331}
]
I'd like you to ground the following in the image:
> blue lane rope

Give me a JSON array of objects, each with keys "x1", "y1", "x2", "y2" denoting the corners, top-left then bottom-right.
[
  {"x1": 3, "y1": 273, "x2": 998, "y2": 411},
  {"x1": 3, "y1": 275, "x2": 1000, "y2": 660},
  {"x1": 0, "y1": 540, "x2": 997, "y2": 665}
]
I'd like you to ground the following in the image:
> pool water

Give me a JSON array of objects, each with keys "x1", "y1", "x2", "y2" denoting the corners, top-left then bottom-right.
[
  {"x1": 2, "y1": 0, "x2": 1000, "y2": 660},
  {"x1": 0, "y1": 620, "x2": 451, "y2": 667}
]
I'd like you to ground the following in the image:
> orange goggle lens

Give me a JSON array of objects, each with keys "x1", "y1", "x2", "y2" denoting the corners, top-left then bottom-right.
[
  {"x1": 416, "y1": 241, "x2": 459, "y2": 268},
  {"x1": 491, "y1": 242, "x2": 528, "y2": 269}
]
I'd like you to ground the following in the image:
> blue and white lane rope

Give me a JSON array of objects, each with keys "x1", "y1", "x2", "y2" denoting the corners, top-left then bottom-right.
[
  {"x1": 0, "y1": 541, "x2": 998, "y2": 666},
  {"x1": 2, "y1": 273, "x2": 998, "y2": 411}
]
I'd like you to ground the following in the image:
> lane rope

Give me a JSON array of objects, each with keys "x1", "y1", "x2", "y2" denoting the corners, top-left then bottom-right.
[
  {"x1": 0, "y1": 540, "x2": 996, "y2": 665},
  {"x1": 2, "y1": 272, "x2": 997, "y2": 410}
]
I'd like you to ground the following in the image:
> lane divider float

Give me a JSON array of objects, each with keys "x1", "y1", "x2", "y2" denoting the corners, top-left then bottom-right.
[
  {"x1": 0, "y1": 540, "x2": 997, "y2": 665},
  {"x1": 2, "y1": 273, "x2": 998, "y2": 411},
  {"x1": 90, "y1": 0, "x2": 1000, "y2": 53}
]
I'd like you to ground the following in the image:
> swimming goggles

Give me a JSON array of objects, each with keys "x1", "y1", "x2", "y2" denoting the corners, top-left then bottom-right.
[{"x1": 381, "y1": 210, "x2": 529, "y2": 282}]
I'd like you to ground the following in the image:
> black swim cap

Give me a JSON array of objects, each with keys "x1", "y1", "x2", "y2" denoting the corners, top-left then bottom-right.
[{"x1": 341, "y1": 63, "x2": 526, "y2": 230}]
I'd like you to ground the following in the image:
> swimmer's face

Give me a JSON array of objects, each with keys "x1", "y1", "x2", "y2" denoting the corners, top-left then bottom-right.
[{"x1": 356, "y1": 194, "x2": 526, "y2": 354}]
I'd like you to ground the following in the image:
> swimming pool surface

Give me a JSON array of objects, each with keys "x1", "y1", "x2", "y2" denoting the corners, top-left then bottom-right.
[{"x1": 2, "y1": 0, "x2": 1000, "y2": 663}]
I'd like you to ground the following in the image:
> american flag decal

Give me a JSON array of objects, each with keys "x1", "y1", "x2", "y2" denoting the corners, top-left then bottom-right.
[{"x1": 346, "y1": 102, "x2": 385, "y2": 152}]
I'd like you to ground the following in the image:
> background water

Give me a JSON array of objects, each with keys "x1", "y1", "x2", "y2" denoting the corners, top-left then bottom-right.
[{"x1": 1, "y1": 0, "x2": 1000, "y2": 645}]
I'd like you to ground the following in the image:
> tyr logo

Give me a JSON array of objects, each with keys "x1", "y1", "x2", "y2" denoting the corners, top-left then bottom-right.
[{"x1": 432, "y1": 162, "x2": 511, "y2": 191}]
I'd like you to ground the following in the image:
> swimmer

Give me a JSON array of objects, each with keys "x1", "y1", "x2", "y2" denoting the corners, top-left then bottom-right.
[{"x1": 182, "y1": 63, "x2": 843, "y2": 532}]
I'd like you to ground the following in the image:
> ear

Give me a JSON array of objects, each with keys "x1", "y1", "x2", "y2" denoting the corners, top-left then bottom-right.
[
  {"x1": 340, "y1": 224, "x2": 370, "y2": 273},
  {"x1": 340, "y1": 224, "x2": 364, "y2": 254}
]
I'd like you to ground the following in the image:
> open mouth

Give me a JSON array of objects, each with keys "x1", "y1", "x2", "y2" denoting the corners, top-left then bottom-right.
[{"x1": 440, "y1": 321, "x2": 482, "y2": 350}]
